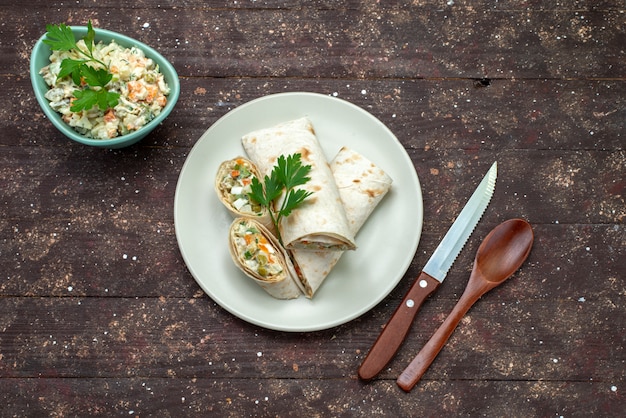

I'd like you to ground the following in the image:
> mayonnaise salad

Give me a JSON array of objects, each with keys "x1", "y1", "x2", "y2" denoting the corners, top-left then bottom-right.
[{"x1": 40, "y1": 39, "x2": 170, "y2": 139}]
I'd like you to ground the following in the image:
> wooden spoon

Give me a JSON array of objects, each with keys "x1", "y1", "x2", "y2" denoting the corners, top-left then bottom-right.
[{"x1": 396, "y1": 218, "x2": 534, "y2": 392}]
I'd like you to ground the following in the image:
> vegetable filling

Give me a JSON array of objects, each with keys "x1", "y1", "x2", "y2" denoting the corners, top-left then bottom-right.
[
  {"x1": 233, "y1": 221, "x2": 283, "y2": 278},
  {"x1": 218, "y1": 159, "x2": 263, "y2": 215}
]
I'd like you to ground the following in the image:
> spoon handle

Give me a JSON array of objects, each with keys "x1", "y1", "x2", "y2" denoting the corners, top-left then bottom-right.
[
  {"x1": 358, "y1": 272, "x2": 440, "y2": 381},
  {"x1": 396, "y1": 288, "x2": 482, "y2": 392}
]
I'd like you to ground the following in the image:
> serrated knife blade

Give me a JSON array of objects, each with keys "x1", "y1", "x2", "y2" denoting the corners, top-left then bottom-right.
[
  {"x1": 358, "y1": 161, "x2": 497, "y2": 381},
  {"x1": 422, "y1": 161, "x2": 497, "y2": 280}
]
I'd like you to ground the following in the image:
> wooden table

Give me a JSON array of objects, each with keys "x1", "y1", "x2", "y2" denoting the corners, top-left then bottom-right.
[{"x1": 2, "y1": 1, "x2": 624, "y2": 415}]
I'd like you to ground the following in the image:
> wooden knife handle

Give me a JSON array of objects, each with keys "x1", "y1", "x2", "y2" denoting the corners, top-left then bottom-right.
[
  {"x1": 358, "y1": 271, "x2": 440, "y2": 381},
  {"x1": 396, "y1": 286, "x2": 478, "y2": 392}
]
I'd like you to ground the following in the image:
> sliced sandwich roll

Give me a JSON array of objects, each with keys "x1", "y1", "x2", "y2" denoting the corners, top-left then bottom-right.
[
  {"x1": 290, "y1": 146, "x2": 393, "y2": 298},
  {"x1": 228, "y1": 217, "x2": 302, "y2": 299},
  {"x1": 241, "y1": 117, "x2": 356, "y2": 251},
  {"x1": 215, "y1": 157, "x2": 273, "y2": 230}
]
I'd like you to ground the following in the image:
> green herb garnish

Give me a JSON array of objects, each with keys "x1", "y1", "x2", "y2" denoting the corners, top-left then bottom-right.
[
  {"x1": 43, "y1": 20, "x2": 120, "y2": 112},
  {"x1": 249, "y1": 153, "x2": 314, "y2": 245}
]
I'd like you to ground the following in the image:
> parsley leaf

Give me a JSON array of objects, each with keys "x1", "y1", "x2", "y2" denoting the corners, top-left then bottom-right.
[
  {"x1": 71, "y1": 88, "x2": 120, "y2": 112},
  {"x1": 56, "y1": 58, "x2": 83, "y2": 83},
  {"x1": 248, "y1": 153, "x2": 313, "y2": 245},
  {"x1": 249, "y1": 177, "x2": 269, "y2": 208},
  {"x1": 43, "y1": 23, "x2": 78, "y2": 51},
  {"x1": 44, "y1": 20, "x2": 119, "y2": 112},
  {"x1": 281, "y1": 188, "x2": 313, "y2": 218},
  {"x1": 275, "y1": 154, "x2": 311, "y2": 190},
  {"x1": 71, "y1": 89, "x2": 100, "y2": 112},
  {"x1": 83, "y1": 20, "x2": 96, "y2": 55},
  {"x1": 264, "y1": 170, "x2": 286, "y2": 203},
  {"x1": 79, "y1": 64, "x2": 112, "y2": 87}
]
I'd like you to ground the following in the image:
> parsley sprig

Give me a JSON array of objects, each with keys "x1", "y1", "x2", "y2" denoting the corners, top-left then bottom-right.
[
  {"x1": 43, "y1": 20, "x2": 120, "y2": 112},
  {"x1": 249, "y1": 153, "x2": 314, "y2": 245}
]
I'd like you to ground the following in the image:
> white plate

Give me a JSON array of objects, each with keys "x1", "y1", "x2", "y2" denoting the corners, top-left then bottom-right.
[{"x1": 174, "y1": 92, "x2": 423, "y2": 332}]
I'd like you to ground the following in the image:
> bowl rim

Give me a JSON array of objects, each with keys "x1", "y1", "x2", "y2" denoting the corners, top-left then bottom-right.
[{"x1": 30, "y1": 25, "x2": 180, "y2": 147}]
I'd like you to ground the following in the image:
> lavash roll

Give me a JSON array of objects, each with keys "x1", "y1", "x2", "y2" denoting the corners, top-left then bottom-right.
[
  {"x1": 241, "y1": 117, "x2": 356, "y2": 252},
  {"x1": 228, "y1": 217, "x2": 302, "y2": 299},
  {"x1": 291, "y1": 146, "x2": 393, "y2": 298},
  {"x1": 215, "y1": 157, "x2": 273, "y2": 231}
]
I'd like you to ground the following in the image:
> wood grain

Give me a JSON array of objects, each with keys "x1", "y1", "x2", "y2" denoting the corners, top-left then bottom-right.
[{"x1": 1, "y1": 0, "x2": 624, "y2": 416}]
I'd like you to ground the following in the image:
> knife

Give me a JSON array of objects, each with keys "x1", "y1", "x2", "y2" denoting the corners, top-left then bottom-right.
[{"x1": 358, "y1": 161, "x2": 497, "y2": 381}]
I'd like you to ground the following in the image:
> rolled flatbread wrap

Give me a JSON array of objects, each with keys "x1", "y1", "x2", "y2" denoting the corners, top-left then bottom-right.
[
  {"x1": 291, "y1": 146, "x2": 393, "y2": 298},
  {"x1": 242, "y1": 117, "x2": 356, "y2": 251},
  {"x1": 228, "y1": 218, "x2": 302, "y2": 299},
  {"x1": 215, "y1": 157, "x2": 274, "y2": 230}
]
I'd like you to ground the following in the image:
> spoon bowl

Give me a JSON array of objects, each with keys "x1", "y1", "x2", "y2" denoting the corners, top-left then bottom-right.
[
  {"x1": 475, "y1": 218, "x2": 534, "y2": 284},
  {"x1": 397, "y1": 218, "x2": 534, "y2": 392}
]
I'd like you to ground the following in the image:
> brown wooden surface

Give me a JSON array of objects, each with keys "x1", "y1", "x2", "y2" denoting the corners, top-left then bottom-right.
[{"x1": 1, "y1": 1, "x2": 625, "y2": 416}]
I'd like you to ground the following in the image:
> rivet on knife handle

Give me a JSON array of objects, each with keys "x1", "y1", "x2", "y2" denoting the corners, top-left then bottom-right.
[{"x1": 358, "y1": 272, "x2": 440, "y2": 381}]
